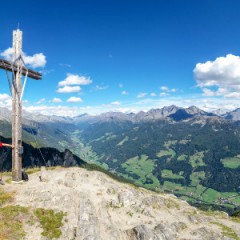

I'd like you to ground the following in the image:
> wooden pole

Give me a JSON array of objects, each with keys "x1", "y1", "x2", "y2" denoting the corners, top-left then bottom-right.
[{"x1": 12, "y1": 29, "x2": 22, "y2": 182}]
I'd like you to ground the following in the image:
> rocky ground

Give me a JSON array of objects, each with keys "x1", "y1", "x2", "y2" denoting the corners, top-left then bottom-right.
[{"x1": 2, "y1": 167, "x2": 240, "y2": 240}]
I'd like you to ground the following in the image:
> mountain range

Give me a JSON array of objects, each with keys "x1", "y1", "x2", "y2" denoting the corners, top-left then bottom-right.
[
  {"x1": 2, "y1": 104, "x2": 240, "y2": 125},
  {"x1": 1, "y1": 105, "x2": 240, "y2": 214}
]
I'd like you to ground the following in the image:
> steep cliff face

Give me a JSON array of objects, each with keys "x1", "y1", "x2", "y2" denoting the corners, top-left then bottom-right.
[{"x1": 2, "y1": 167, "x2": 240, "y2": 240}]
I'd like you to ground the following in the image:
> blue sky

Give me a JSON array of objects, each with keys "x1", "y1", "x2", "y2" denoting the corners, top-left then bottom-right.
[{"x1": 1, "y1": 0, "x2": 240, "y2": 115}]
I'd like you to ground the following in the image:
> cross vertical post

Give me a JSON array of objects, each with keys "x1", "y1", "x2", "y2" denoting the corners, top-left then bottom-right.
[
  {"x1": 0, "y1": 29, "x2": 42, "y2": 182},
  {"x1": 12, "y1": 29, "x2": 23, "y2": 182}
]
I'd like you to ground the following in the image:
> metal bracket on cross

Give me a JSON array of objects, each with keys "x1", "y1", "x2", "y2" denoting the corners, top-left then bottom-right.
[{"x1": 11, "y1": 54, "x2": 29, "y2": 102}]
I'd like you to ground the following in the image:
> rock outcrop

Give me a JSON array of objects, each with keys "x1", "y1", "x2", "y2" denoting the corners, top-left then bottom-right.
[{"x1": 2, "y1": 167, "x2": 240, "y2": 240}]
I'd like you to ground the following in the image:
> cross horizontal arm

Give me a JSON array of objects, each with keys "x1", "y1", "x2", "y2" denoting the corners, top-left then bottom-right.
[{"x1": 0, "y1": 58, "x2": 42, "y2": 80}]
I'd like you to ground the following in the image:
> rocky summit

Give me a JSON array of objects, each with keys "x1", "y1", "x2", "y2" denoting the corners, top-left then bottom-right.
[{"x1": 2, "y1": 167, "x2": 240, "y2": 240}]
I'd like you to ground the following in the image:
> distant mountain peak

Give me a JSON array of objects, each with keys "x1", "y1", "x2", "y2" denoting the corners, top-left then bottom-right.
[
  {"x1": 188, "y1": 105, "x2": 201, "y2": 111},
  {"x1": 162, "y1": 105, "x2": 179, "y2": 111},
  {"x1": 223, "y1": 108, "x2": 240, "y2": 121}
]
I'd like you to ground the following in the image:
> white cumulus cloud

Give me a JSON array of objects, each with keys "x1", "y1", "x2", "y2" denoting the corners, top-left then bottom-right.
[
  {"x1": 160, "y1": 86, "x2": 169, "y2": 91},
  {"x1": 194, "y1": 54, "x2": 240, "y2": 98},
  {"x1": 137, "y1": 92, "x2": 147, "y2": 98},
  {"x1": 0, "y1": 93, "x2": 11, "y2": 101},
  {"x1": 0, "y1": 47, "x2": 13, "y2": 60},
  {"x1": 0, "y1": 47, "x2": 46, "y2": 68},
  {"x1": 57, "y1": 74, "x2": 92, "y2": 93},
  {"x1": 160, "y1": 92, "x2": 169, "y2": 97},
  {"x1": 24, "y1": 53, "x2": 46, "y2": 68},
  {"x1": 57, "y1": 86, "x2": 81, "y2": 93},
  {"x1": 202, "y1": 88, "x2": 217, "y2": 97},
  {"x1": 67, "y1": 97, "x2": 83, "y2": 103},
  {"x1": 150, "y1": 92, "x2": 157, "y2": 97},
  {"x1": 0, "y1": 93, "x2": 12, "y2": 108},
  {"x1": 36, "y1": 98, "x2": 46, "y2": 104},
  {"x1": 111, "y1": 101, "x2": 121, "y2": 106},
  {"x1": 52, "y1": 97, "x2": 62, "y2": 103},
  {"x1": 160, "y1": 86, "x2": 177, "y2": 92},
  {"x1": 58, "y1": 74, "x2": 92, "y2": 86},
  {"x1": 224, "y1": 92, "x2": 240, "y2": 98}
]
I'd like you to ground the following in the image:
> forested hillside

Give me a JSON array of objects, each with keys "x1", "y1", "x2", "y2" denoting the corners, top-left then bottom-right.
[{"x1": 78, "y1": 116, "x2": 240, "y2": 213}]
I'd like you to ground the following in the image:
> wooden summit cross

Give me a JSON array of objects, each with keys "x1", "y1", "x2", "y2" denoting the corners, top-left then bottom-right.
[{"x1": 0, "y1": 29, "x2": 42, "y2": 182}]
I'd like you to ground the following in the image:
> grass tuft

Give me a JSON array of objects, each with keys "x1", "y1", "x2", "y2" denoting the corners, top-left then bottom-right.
[
  {"x1": 231, "y1": 216, "x2": 240, "y2": 224},
  {"x1": 165, "y1": 198, "x2": 180, "y2": 209},
  {"x1": 0, "y1": 205, "x2": 29, "y2": 240},
  {"x1": 25, "y1": 167, "x2": 41, "y2": 175},
  {"x1": 211, "y1": 222, "x2": 239, "y2": 240},
  {"x1": 34, "y1": 208, "x2": 66, "y2": 239},
  {"x1": 0, "y1": 187, "x2": 13, "y2": 206}
]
